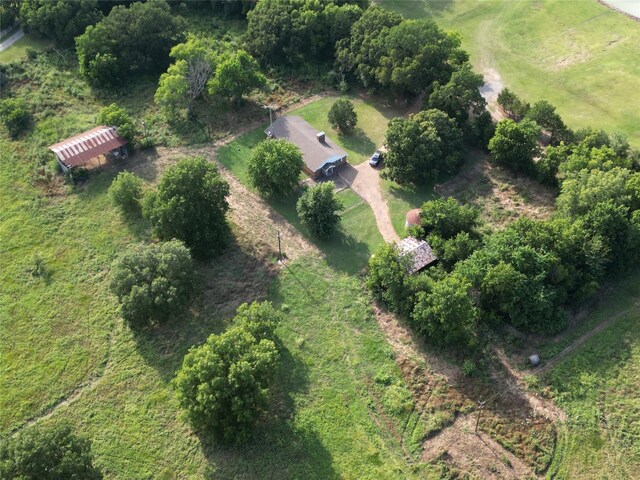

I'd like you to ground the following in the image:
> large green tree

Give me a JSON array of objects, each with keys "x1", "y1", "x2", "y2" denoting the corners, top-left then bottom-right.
[
  {"x1": 76, "y1": 0, "x2": 184, "y2": 86},
  {"x1": 417, "y1": 198, "x2": 479, "y2": 240},
  {"x1": 525, "y1": 100, "x2": 570, "y2": 145},
  {"x1": 207, "y1": 50, "x2": 266, "y2": 106},
  {"x1": 426, "y1": 63, "x2": 486, "y2": 125},
  {"x1": 297, "y1": 182, "x2": 343, "y2": 238},
  {"x1": 384, "y1": 109, "x2": 464, "y2": 185},
  {"x1": 19, "y1": 0, "x2": 102, "y2": 45},
  {"x1": 247, "y1": 139, "x2": 304, "y2": 196},
  {"x1": 488, "y1": 119, "x2": 540, "y2": 174},
  {"x1": 366, "y1": 243, "x2": 411, "y2": 314},
  {"x1": 144, "y1": 157, "x2": 230, "y2": 258},
  {"x1": 109, "y1": 240, "x2": 194, "y2": 326},
  {"x1": 327, "y1": 98, "x2": 358, "y2": 134},
  {"x1": 174, "y1": 302, "x2": 281, "y2": 443},
  {"x1": 0, "y1": 423, "x2": 102, "y2": 480}
]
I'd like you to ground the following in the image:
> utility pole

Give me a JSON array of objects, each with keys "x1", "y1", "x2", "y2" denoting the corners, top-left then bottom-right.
[
  {"x1": 277, "y1": 229, "x2": 282, "y2": 262},
  {"x1": 475, "y1": 400, "x2": 486, "y2": 433}
]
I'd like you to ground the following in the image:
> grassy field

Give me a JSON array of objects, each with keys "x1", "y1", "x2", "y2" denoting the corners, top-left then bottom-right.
[
  {"x1": 545, "y1": 275, "x2": 640, "y2": 479},
  {"x1": 379, "y1": 0, "x2": 640, "y2": 146},
  {"x1": 0, "y1": 33, "x2": 50, "y2": 64}
]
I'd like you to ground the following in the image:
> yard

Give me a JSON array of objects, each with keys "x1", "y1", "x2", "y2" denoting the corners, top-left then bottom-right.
[
  {"x1": 0, "y1": 33, "x2": 50, "y2": 64},
  {"x1": 380, "y1": 0, "x2": 640, "y2": 146}
]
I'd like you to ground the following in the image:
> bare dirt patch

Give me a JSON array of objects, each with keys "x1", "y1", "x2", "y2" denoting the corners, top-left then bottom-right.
[{"x1": 438, "y1": 154, "x2": 555, "y2": 229}]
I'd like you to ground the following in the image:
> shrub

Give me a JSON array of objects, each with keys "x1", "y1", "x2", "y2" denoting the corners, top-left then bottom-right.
[
  {"x1": 97, "y1": 103, "x2": 135, "y2": 143},
  {"x1": 297, "y1": 182, "x2": 343, "y2": 238},
  {"x1": 0, "y1": 98, "x2": 31, "y2": 138},
  {"x1": 108, "y1": 171, "x2": 143, "y2": 216},
  {"x1": 0, "y1": 423, "x2": 103, "y2": 480},
  {"x1": 366, "y1": 243, "x2": 411, "y2": 314},
  {"x1": 462, "y1": 359, "x2": 477, "y2": 377},
  {"x1": 109, "y1": 240, "x2": 194, "y2": 326},
  {"x1": 174, "y1": 302, "x2": 281, "y2": 443},
  {"x1": 328, "y1": 98, "x2": 358, "y2": 134},
  {"x1": 247, "y1": 139, "x2": 303, "y2": 196},
  {"x1": 144, "y1": 157, "x2": 230, "y2": 259}
]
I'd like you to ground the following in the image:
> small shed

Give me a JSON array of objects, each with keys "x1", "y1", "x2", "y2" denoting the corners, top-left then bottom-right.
[
  {"x1": 397, "y1": 236, "x2": 437, "y2": 274},
  {"x1": 405, "y1": 208, "x2": 421, "y2": 228},
  {"x1": 49, "y1": 125, "x2": 128, "y2": 172}
]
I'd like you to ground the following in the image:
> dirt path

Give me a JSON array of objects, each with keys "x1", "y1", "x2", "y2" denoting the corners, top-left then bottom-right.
[
  {"x1": 0, "y1": 27, "x2": 24, "y2": 52},
  {"x1": 339, "y1": 162, "x2": 400, "y2": 243},
  {"x1": 535, "y1": 299, "x2": 640, "y2": 376}
]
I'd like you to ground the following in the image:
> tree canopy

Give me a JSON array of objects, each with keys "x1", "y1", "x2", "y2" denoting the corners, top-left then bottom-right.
[
  {"x1": 383, "y1": 109, "x2": 464, "y2": 185},
  {"x1": 247, "y1": 139, "x2": 304, "y2": 196},
  {"x1": 97, "y1": 103, "x2": 135, "y2": 142},
  {"x1": 76, "y1": 0, "x2": 185, "y2": 86},
  {"x1": 144, "y1": 157, "x2": 230, "y2": 259},
  {"x1": 108, "y1": 171, "x2": 144, "y2": 216},
  {"x1": 174, "y1": 302, "x2": 281, "y2": 443},
  {"x1": 525, "y1": 100, "x2": 570, "y2": 145},
  {"x1": 297, "y1": 182, "x2": 343, "y2": 238},
  {"x1": 0, "y1": 98, "x2": 31, "y2": 138},
  {"x1": 207, "y1": 50, "x2": 266, "y2": 105},
  {"x1": 426, "y1": 63, "x2": 486, "y2": 125},
  {"x1": 488, "y1": 119, "x2": 540, "y2": 174},
  {"x1": 0, "y1": 423, "x2": 102, "y2": 480},
  {"x1": 327, "y1": 98, "x2": 358, "y2": 134},
  {"x1": 19, "y1": 0, "x2": 102, "y2": 45}
]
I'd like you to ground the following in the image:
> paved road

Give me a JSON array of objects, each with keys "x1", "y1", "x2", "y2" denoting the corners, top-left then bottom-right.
[
  {"x1": 0, "y1": 28, "x2": 25, "y2": 52},
  {"x1": 339, "y1": 162, "x2": 400, "y2": 243}
]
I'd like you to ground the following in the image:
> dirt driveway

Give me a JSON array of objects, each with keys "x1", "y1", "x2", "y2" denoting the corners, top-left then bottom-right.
[{"x1": 339, "y1": 162, "x2": 400, "y2": 243}]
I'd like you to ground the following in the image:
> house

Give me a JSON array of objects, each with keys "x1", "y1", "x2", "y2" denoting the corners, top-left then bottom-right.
[
  {"x1": 49, "y1": 125, "x2": 128, "y2": 173},
  {"x1": 397, "y1": 236, "x2": 437, "y2": 274},
  {"x1": 265, "y1": 116, "x2": 347, "y2": 179}
]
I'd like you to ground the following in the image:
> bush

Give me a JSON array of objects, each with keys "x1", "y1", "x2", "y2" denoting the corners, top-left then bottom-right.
[
  {"x1": 297, "y1": 182, "x2": 343, "y2": 238},
  {"x1": 0, "y1": 98, "x2": 31, "y2": 138},
  {"x1": 144, "y1": 157, "x2": 230, "y2": 259},
  {"x1": 366, "y1": 243, "x2": 411, "y2": 314},
  {"x1": 108, "y1": 171, "x2": 143, "y2": 216},
  {"x1": 174, "y1": 302, "x2": 281, "y2": 443},
  {"x1": 109, "y1": 240, "x2": 194, "y2": 326},
  {"x1": 247, "y1": 139, "x2": 304, "y2": 196},
  {"x1": 0, "y1": 423, "x2": 103, "y2": 480},
  {"x1": 328, "y1": 98, "x2": 358, "y2": 134},
  {"x1": 97, "y1": 103, "x2": 135, "y2": 143}
]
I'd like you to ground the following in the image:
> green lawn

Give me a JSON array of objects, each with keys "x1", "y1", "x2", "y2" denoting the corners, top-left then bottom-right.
[
  {"x1": 379, "y1": 0, "x2": 640, "y2": 146},
  {"x1": 382, "y1": 178, "x2": 439, "y2": 237},
  {"x1": 545, "y1": 274, "x2": 640, "y2": 479},
  {"x1": 293, "y1": 96, "x2": 402, "y2": 165},
  {"x1": 0, "y1": 33, "x2": 50, "y2": 64}
]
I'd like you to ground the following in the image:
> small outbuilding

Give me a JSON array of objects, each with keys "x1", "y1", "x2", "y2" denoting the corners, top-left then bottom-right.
[
  {"x1": 49, "y1": 125, "x2": 128, "y2": 173},
  {"x1": 405, "y1": 208, "x2": 421, "y2": 228},
  {"x1": 397, "y1": 236, "x2": 437, "y2": 274},
  {"x1": 265, "y1": 116, "x2": 347, "y2": 179}
]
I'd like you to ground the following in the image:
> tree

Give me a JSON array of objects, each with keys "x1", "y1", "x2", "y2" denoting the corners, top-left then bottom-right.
[
  {"x1": 247, "y1": 139, "x2": 304, "y2": 196},
  {"x1": 426, "y1": 63, "x2": 486, "y2": 125},
  {"x1": 109, "y1": 240, "x2": 194, "y2": 326},
  {"x1": 366, "y1": 243, "x2": 411, "y2": 314},
  {"x1": 76, "y1": 0, "x2": 184, "y2": 86},
  {"x1": 488, "y1": 119, "x2": 540, "y2": 174},
  {"x1": 19, "y1": 0, "x2": 102, "y2": 46},
  {"x1": 144, "y1": 157, "x2": 230, "y2": 259},
  {"x1": 97, "y1": 103, "x2": 135, "y2": 142},
  {"x1": 297, "y1": 182, "x2": 343, "y2": 238},
  {"x1": 384, "y1": 109, "x2": 464, "y2": 185},
  {"x1": 417, "y1": 198, "x2": 479, "y2": 240},
  {"x1": 0, "y1": 98, "x2": 31, "y2": 138},
  {"x1": 155, "y1": 38, "x2": 218, "y2": 116},
  {"x1": 525, "y1": 100, "x2": 569, "y2": 145},
  {"x1": 207, "y1": 50, "x2": 266, "y2": 106},
  {"x1": 0, "y1": 423, "x2": 102, "y2": 480},
  {"x1": 327, "y1": 98, "x2": 358, "y2": 134},
  {"x1": 174, "y1": 302, "x2": 281, "y2": 443},
  {"x1": 108, "y1": 171, "x2": 144, "y2": 216},
  {"x1": 496, "y1": 88, "x2": 529, "y2": 120},
  {"x1": 428, "y1": 231, "x2": 480, "y2": 270},
  {"x1": 411, "y1": 274, "x2": 477, "y2": 347}
]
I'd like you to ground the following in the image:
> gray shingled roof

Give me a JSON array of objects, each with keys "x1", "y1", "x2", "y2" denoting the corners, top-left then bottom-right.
[
  {"x1": 265, "y1": 116, "x2": 347, "y2": 173},
  {"x1": 397, "y1": 237, "x2": 437, "y2": 274}
]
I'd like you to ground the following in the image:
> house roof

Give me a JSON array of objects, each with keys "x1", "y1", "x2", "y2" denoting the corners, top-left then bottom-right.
[
  {"x1": 405, "y1": 208, "x2": 421, "y2": 226},
  {"x1": 397, "y1": 236, "x2": 437, "y2": 274},
  {"x1": 49, "y1": 125, "x2": 128, "y2": 168},
  {"x1": 265, "y1": 116, "x2": 347, "y2": 173}
]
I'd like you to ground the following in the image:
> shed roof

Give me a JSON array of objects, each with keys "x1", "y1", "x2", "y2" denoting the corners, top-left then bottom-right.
[
  {"x1": 49, "y1": 125, "x2": 128, "y2": 168},
  {"x1": 265, "y1": 116, "x2": 347, "y2": 173},
  {"x1": 397, "y1": 236, "x2": 437, "y2": 274}
]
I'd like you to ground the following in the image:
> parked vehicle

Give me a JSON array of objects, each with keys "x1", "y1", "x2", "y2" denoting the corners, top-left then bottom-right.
[{"x1": 369, "y1": 151, "x2": 383, "y2": 167}]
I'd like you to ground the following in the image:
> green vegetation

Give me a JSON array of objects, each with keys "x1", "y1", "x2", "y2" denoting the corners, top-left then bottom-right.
[
  {"x1": 0, "y1": 34, "x2": 50, "y2": 64},
  {"x1": 247, "y1": 138, "x2": 304, "y2": 196},
  {"x1": 380, "y1": 0, "x2": 640, "y2": 146},
  {"x1": 546, "y1": 274, "x2": 640, "y2": 479},
  {"x1": 0, "y1": 97, "x2": 31, "y2": 138},
  {"x1": 207, "y1": 50, "x2": 266, "y2": 106},
  {"x1": 328, "y1": 97, "x2": 358, "y2": 134},
  {"x1": 297, "y1": 182, "x2": 343, "y2": 238},
  {"x1": 108, "y1": 171, "x2": 143, "y2": 216}
]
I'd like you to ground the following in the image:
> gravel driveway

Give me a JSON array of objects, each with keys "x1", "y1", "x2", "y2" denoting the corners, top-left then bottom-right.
[{"x1": 339, "y1": 162, "x2": 400, "y2": 243}]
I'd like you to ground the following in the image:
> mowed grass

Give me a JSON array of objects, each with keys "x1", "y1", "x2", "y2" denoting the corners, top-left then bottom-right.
[
  {"x1": 545, "y1": 274, "x2": 640, "y2": 479},
  {"x1": 0, "y1": 33, "x2": 50, "y2": 64},
  {"x1": 380, "y1": 0, "x2": 640, "y2": 146}
]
